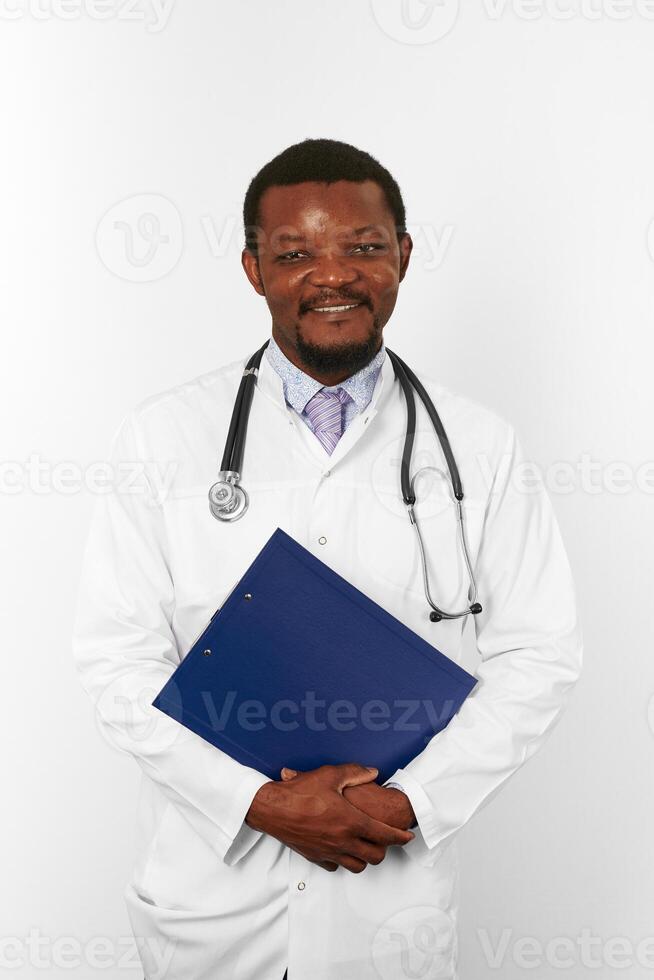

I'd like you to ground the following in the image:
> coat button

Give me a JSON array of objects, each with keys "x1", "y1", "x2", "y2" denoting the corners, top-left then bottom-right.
[
  {"x1": 297, "y1": 881, "x2": 305, "y2": 890},
  {"x1": 318, "y1": 536, "x2": 327, "y2": 545}
]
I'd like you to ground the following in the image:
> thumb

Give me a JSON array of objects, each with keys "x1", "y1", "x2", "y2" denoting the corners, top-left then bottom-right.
[
  {"x1": 280, "y1": 767, "x2": 299, "y2": 781},
  {"x1": 333, "y1": 762, "x2": 379, "y2": 792}
]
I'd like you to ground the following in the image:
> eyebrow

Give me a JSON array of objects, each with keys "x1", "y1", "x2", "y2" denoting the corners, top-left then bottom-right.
[{"x1": 274, "y1": 225, "x2": 385, "y2": 245}]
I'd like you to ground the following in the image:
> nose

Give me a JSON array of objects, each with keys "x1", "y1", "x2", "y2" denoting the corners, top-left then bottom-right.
[{"x1": 308, "y1": 251, "x2": 359, "y2": 289}]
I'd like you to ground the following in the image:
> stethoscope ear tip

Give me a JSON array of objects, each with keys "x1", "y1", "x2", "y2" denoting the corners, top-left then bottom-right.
[{"x1": 470, "y1": 603, "x2": 483, "y2": 615}]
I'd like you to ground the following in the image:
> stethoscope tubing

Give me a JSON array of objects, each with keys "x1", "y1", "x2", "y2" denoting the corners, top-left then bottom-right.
[
  {"x1": 212, "y1": 339, "x2": 482, "y2": 621},
  {"x1": 220, "y1": 343, "x2": 268, "y2": 474}
]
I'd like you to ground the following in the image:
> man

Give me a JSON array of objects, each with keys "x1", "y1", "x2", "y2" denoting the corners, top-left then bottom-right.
[{"x1": 73, "y1": 138, "x2": 582, "y2": 980}]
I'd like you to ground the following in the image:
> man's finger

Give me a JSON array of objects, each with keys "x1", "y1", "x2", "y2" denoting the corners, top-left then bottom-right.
[
  {"x1": 331, "y1": 763, "x2": 379, "y2": 791},
  {"x1": 347, "y1": 839, "x2": 387, "y2": 867},
  {"x1": 335, "y1": 853, "x2": 368, "y2": 874},
  {"x1": 356, "y1": 813, "x2": 415, "y2": 847}
]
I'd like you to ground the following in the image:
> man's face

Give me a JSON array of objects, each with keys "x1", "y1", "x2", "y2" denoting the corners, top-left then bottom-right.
[{"x1": 242, "y1": 180, "x2": 412, "y2": 380}]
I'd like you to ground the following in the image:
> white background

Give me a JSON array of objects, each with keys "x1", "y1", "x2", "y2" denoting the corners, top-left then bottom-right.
[{"x1": 2, "y1": 1, "x2": 653, "y2": 977}]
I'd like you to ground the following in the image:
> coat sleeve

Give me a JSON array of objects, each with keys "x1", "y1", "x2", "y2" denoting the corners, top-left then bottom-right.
[
  {"x1": 383, "y1": 423, "x2": 583, "y2": 865},
  {"x1": 72, "y1": 410, "x2": 272, "y2": 866}
]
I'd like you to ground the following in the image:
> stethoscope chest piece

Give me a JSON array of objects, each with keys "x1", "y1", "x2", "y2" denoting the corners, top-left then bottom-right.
[{"x1": 208, "y1": 470, "x2": 249, "y2": 522}]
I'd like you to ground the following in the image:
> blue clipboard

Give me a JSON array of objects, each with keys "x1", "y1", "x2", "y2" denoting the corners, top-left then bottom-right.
[{"x1": 152, "y1": 527, "x2": 478, "y2": 784}]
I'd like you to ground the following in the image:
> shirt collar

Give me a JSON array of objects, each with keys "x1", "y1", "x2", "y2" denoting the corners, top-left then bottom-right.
[{"x1": 264, "y1": 334, "x2": 387, "y2": 415}]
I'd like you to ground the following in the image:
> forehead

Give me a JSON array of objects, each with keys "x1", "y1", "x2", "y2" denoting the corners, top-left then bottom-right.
[{"x1": 257, "y1": 180, "x2": 395, "y2": 236}]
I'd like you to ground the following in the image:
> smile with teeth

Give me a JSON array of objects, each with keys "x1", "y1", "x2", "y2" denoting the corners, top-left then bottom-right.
[{"x1": 311, "y1": 303, "x2": 362, "y2": 313}]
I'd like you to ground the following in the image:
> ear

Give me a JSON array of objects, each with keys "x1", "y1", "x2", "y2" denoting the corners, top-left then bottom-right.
[
  {"x1": 280, "y1": 767, "x2": 299, "y2": 780},
  {"x1": 241, "y1": 248, "x2": 266, "y2": 297},
  {"x1": 398, "y1": 231, "x2": 413, "y2": 282}
]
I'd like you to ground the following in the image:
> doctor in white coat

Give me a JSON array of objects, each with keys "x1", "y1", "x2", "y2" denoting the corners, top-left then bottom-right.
[{"x1": 72, "y1": 138, "x2": 583, "y2": 980}]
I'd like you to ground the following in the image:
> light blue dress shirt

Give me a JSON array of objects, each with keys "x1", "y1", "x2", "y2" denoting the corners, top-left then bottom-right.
[
  {"x1": 264, "y1": 334, "x2": 406, "y2": 799},
  {"x1": 264, "y1": 334, "x2": 386, "y2": 437}
]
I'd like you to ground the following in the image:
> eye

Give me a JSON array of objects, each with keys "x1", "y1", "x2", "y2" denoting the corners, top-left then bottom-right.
[
  {"x1": 352, "y1": 243, "x2": 385, "y2": 255},
  {"x1": 277, "y1": 243, "x2": 385, "y2": 262}
]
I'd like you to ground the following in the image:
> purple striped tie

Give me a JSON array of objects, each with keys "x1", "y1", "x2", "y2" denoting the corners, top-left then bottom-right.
[{"x1": 303, "y1": 387, "x2": 351, "y2": 455}]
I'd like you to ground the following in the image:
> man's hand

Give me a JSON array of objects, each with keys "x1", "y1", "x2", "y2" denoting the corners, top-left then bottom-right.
[
  {"x1": 281, "y1": 766, "x2": 417, "y2": 832},
  {"x1": 245, "y1": 763, "x2": 415, "y2": 874}
]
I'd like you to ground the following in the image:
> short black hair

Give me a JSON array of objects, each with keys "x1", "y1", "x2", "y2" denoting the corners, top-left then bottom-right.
[{"x1": 242, "y1": 137, "x2": 407, "y2": 255}]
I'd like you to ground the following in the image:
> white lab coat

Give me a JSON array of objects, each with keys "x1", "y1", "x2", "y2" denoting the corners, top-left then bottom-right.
[{"x1": 72, "y1": 346, "x2": 582, "y2": 980}]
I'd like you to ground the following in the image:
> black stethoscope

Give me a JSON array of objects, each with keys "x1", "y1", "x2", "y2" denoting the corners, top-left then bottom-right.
[{"x1": 209, "y1": 339, "x2": 482, "y2": 623}]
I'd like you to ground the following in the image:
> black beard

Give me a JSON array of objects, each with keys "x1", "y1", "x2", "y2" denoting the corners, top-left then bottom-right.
[{"x1": 294, "y1": 317, "x2": 383, "y2": 376}]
